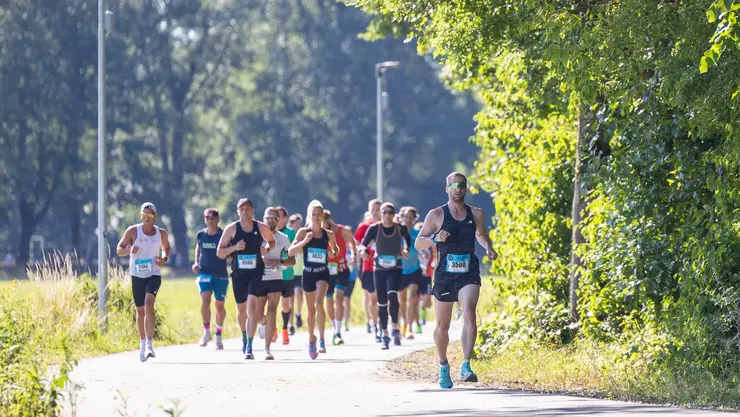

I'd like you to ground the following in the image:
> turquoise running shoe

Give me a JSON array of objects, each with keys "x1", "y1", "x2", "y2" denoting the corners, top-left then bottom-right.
[
  {"x1": 459, "y1": 361, "x2": 478, "y2": 382},
  {"x1": 440, "y1": 364, "x2": 454, "y2": 389}
]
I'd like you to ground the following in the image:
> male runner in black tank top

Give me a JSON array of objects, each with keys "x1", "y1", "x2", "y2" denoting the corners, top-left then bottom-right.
[
  {"x1": 416, "y1": 172, "x2": 498, "y2": 389},
  {"x1": 360, "y1": 202, "x2": 411, "y2": 350},
  {"x1": 217, "y1": 198, "x2": 276, "y2": 360}
]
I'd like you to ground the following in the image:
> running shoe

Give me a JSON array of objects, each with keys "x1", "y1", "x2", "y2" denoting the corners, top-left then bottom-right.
[
  {"x1": 319, "y1": 339, "x2": 327, "y2": 353},
  {"x1": 416, "y1": 324, "x2": 423, "y2": 334},
  {"x1": 265, "y1": 350, "x2": 274, "y2": 360},
  {"x1": 296, "y1": 314, "x2": 303, "y2": 328},
  {"x1": 332, "y1": 334, "x2": 344, "y2": 345},
  {"x1": 145, "y1": 346, "x2": 156, "y2": 359},
  {"x1": 406, "y1": 333, "x2": 415, "y2": 340},
  {"x1": 215, "y1": 335, "x2": 224, "y2": 350},
  {"x1": 139, "y1": 344, "x2": 147, "y2": 362},
  {"x1": 282, "y1": 329, "x2": 290, "y2": 345},
  {"x1": 308, "y1": 341, "x2": 318, "y2": 360},
  {"x1": 344, "y1": 322, "x2": 350, "y2": 332},
  {"x1": 440, "y1": 364, "x2": 454, "y2": 389},
  {"x1": 392, "y1": 329, "x2": 402, "y2": 346},
  {"x1": 366, "y1": 322, "x2": 372, "y2": 333},
  {"x1": 245, "y1": 347, "x2": 254, "y2": 360},
  {"x1": 289, "y1": 326, "x2": 296, "y2": 336},
  {"x1": 198, "y1": 331, "x2": 211, "y2": 347},
  {"x1": 459, "y1": 361, "x2": 478, "y2": 382},
  {"x1": 381, "y1": 335, "x2": 391, "y2": 350}
]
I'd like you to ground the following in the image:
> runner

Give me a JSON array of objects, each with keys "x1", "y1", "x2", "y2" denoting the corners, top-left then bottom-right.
[
  {"x1": 276, "y1": 206, "x2": 297, "y2": 344},
  {"x1": 359, "y1": 202, "x2": 411, "y2": 350},
  {"x1": 417, "y1": 233, "x2": 437, "y2": 327},
  {"x1": 400, "y1": 206, "x2": 422, "y2": 340},
  {"x1": 216, "y1": 198, "x2": 276, "y2": 360},
  {"x1": 289, "y1": 214, "x2": 305, "y2": 330},
  {"x1": 288, "y1": 200, "x2": 339, "y2": 359},
  {"x1": 355, "y1": 200, "x2": 381, "y2": 341},
  {"x1": 116, "y1": 202, "x2": 171, "y2": 362},
  {"x1": 342, "y1": 249, "x2": 359, "y2": 332},
  {"x1": 256, "y1": 207, "x2": 295, "y2": 359},
  {"x1": 192, "y1": 208, "x2": 229, "y2": 349},
  {"x1": 322, "y1": 209, "x2": 357, "y2": 345},
  {"x1": 415, "y1": 172, "x2": 498, "y2": 388}
]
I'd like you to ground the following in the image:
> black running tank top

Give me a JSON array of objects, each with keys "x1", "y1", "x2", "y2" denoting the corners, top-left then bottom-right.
[
  {"x1": 231, "y1": 221, "x2": 265, "y2": 275},
  {"x1": 374, "y1": 223, "x2": 402, "y2": 270},
  {"x1": 303, "y1": 228, "x2": 330, "y2": 273},
  {"x1": 434, "y1": 204, "x2": 479, "y2": 283}
]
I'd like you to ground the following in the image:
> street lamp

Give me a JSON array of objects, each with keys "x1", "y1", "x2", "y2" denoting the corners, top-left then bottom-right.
[
  {"x1": 98, "y1": 1, "x2": 113, "y2": 332},
  {"x1": 375, "y1": 61, "x2": 400, "y2": 201}
]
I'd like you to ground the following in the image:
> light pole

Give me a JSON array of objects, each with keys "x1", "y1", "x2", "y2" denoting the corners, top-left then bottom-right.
[
  {"x1": 375, "y1": 61, "x2": 400, "y2": 201},
  {"x1": 98, "y1": 2, "x2": 113, "y2": 332}
]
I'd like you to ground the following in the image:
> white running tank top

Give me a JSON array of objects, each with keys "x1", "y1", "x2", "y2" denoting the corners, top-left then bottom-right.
[
  {"x1": 262, "y1": 231, "x2": 290, "y2": 281},
  {"x1": 129, "y1": 224, "x2": 162, "y2": 278}
]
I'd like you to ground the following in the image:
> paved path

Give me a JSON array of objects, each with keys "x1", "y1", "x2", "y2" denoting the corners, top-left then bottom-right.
[{"x1": 69, "y1": 323, "x2": 733, "y2": 417}]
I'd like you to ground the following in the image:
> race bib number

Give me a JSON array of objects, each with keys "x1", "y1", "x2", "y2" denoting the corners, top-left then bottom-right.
[
  {"x1": 237, "y1": 254, "x2": 257, "y2": 270},
  {"x1": 134, "y1": 258, "x2": 153, "y2": 274},
  {"x1": 197, "y1": 274, "x2": 212, "y2": 283},
  {"x1": 328, "y1": 262, "x2": 338, "y2": 275},
  {"x1": 378, "y1": 255, "x2": 398, "y2": 269},
  {"x1": 265, "y1": 264, "x2": 281, "y2": 274},
  {"x1": 446, "y1": 254, "x2": 470, "y2": 274},
  {"x1": 307, "y1": 248, "x2": 327, "y2": 264}
]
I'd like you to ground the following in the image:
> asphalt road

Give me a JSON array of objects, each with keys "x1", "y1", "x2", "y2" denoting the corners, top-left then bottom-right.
[{"x1": 68, "y1": 322, "x2": 733, "y2": 417}]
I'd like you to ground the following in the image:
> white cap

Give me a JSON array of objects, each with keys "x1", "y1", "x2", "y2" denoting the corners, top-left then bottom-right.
[{"x1": 140, "y1": 202, "x2": 157, "y2": 214}]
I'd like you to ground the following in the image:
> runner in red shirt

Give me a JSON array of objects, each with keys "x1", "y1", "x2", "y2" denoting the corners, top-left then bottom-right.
[
  {"x1": 323, "y1": 210, "x2": 358, "y2": 345},
  {"x1": 356, "y1": 199, "x2": 382, "y2": 341}
]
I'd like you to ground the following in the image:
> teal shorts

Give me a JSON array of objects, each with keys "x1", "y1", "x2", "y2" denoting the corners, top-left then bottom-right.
[{"x1": 197, "y1": 274, "x2": 229, "y2": 302}]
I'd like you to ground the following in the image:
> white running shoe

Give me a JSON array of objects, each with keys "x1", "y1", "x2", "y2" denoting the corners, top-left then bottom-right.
[
  {"x1": 215, "y1": 334, "x2": 224, "y2": 350},
  {"x1": 198, "y1": 331, "x2": 212, "y2": 347},
  {"x1": 145, "y1": 346, "x2": 156, "y2": 359},
  {"x1": 139, "y1": 344, "x2": 147, "y2": 362},
  {"x1": 258, "y1": 323, "x2": 266, "y2": 339}
]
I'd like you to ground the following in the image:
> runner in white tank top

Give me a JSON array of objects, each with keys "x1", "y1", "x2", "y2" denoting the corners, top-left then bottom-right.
[{"x1": 116, "y1": 202, "x2": 171, "y2": 362}]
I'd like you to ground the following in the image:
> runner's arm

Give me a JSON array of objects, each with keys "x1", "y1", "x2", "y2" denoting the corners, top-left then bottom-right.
[
  {"x1": 259, "y1": 223, "x2": 276, "y2": 251},
  {"x1": 327, "y1": 230, "x2": 339, "y2": 258},
  {"x1": 415, "y1": 208, "x2": 442, "y2": 251},
  {"x1": 193, "y1": 232, "x2": 201, "y2": 267},
  {"x1": 472, "y1": 207, "x2": 498, "y2": 260},
  {"x1": 288, "y1": 228, "x2": 307, "y2": 256},
  {"x1": 216, "y1": 224, "x2": 237, "y2": 259},
  {"x1": 281, "y1": 249, "x2": 296, "y2": 267},
  {"x1": 159, "y1": 229, "x2": 171, "y2": 261},
  {"x1": 116, "y1": 226, "x2": 136, "y2": 256},
  {"x1": 359, "y1": 224, "x2": 377, "y2": 255},
  {"x1": 400, "y1": 225, "x2": 412, "y2": 248}
]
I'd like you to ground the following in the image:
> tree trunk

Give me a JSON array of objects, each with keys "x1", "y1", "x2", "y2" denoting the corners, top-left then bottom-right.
[
  {"x1": 18, "y1": 208, "x2": 36, "y2": 265},
  {"x1": 69, "y1": 197, "x2": 81, "y2": 254},
  {"x1": 569, "y1": 104, "x2": 589, "y2": 323}
]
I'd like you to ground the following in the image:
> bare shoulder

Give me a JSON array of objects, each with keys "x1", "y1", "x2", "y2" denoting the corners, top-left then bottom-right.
[
  {"x1": 158, "y1": 227, "x2": 169, "y2": 237},
  {"x1": 342, "y1": 224, "x2": 353, "y2": 233},
  {"x1": 470, "y1": 205, "x2": 486, "y2": 218},
  {"x1": 325, "y1": 228, "x2": 336, "y2": 238}
]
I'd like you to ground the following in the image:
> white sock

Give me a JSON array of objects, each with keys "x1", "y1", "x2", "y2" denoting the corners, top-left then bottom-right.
[
  {"x1": 146, "y1": 338, "x2": 153, "y2": 348},
  {"x1": 139, "y1": 339, "x2": 146, "y2": 350}
]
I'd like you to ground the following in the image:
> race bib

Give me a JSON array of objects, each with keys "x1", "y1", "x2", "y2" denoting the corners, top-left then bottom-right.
[
  {"x1": 198, "y1": 274, "x2": 212, "y2": 283},
  {"x1": 134, "y1": 258, "x2": 153, "y2": 274},
  {"x1": 237, "y1": 254, "x2": 257, "y2": 270},
  {"x1": 328, "y1": 262, "x2": 338, "y2": 275},
  {"x1": 378, "y1": 255, "x2": 398, "y2": 269},
  {"x1": 307, "y1": 248, "x2": 327, "y2": 264},
  {"x1": 446, "y1": 254, "x2": 470, "y2": 274},
  {"x1": 265, "y1": 263, "x2": 281, "y2": 274}
]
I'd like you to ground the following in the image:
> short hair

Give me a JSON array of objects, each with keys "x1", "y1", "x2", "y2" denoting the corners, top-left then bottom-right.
[
  {"x1": 363, "y1": 211, "x2": 371, "y2": 221},
  {"x1": 288, "y1": 214, "x2": 302, "y2": 225},
  {"x1": 276, "y1": 206, "x2": 288, "y2": 218},
  {"x1": 323, "y1": 209, "x2": 332, "y2": 219},
  {"x1": 404, "y1": 206, "x2": 418, "y2": 220},
  {"x1": 446, "y1": 171, "x2": 467, "y2": 185},
  {"x1": 380, "y1": 202, "x2": 395, "y2": 212},
  {"x1": 264, "y1": 206, "x2": 279, "y2": 217},
  {"x1": 368, "y1": 199, "x2": 382, "y2": 210}
]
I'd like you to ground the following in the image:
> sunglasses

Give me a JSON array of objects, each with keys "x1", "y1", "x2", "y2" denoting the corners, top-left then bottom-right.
[
  {"x1": 447, "y1": 181, "x2": 467, "y2": 190},
  {"x1": 141, "y1": 212, "x2": 155, "y2": 219}
]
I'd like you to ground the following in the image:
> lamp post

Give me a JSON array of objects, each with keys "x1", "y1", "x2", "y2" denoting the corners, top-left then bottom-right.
[
  {"x1": 98, "y1": 2, "x2": 113, "y2": 332},
  {"x1": 375, "y1": 61, "x2": 400, "y2": 201}
]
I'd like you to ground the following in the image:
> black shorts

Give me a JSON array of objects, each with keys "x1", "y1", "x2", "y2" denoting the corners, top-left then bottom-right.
[
  {"x1": 281, "y1": 280, "x2": 295, "y2": 298},
  {"x1": 417, "y1": 276, "x2": 432, "y2": 295},
  {"x1": 361, "y1": 270, "x2": 375, "y2": 293},
  {"x1": 256, "y1": 280, "x2": 283, "y2": 297},
  {"x1": 326, "y1": 274, "x2": 337, "y2": 297},
  {"x1": 404, "y1": 269, "x2": 424, "y2": 292},
  {"x1": 400, "y1": 273, "x2": 412, "y2": 291},
  {"x1": 433, "y1": 275, "x2": 481, "y2": 303},
  {"x1": 334, "y1": 269, "x2": 350, "y2": 292},
  {"x1": 232, "y1": 272, "x2": 263, "y2": 304},
  {"x1": 303, "y1": 267, "x2": 330, "y2": 292},
  {"x1": 344, "y1": 279, "x2": 357, "y2": 297},
  {"x1": 293, "y1": 275, "x2": 303, "y2": 288},
  {"x1": 132, "y1": 275, "x2": 162, "y2": 307}
]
